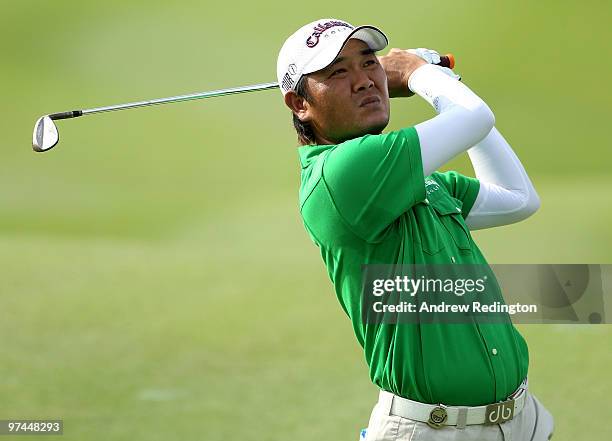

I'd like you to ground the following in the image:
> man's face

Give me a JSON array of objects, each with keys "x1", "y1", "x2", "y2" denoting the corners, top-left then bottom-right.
[{"x1": 299, "y1": 39, "x2": 390, "y2": 144}]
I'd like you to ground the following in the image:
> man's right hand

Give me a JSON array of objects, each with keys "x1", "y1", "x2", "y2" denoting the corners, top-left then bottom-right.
[{"x1": 378, "y1": 48, "x2": 427, "y2": 98}]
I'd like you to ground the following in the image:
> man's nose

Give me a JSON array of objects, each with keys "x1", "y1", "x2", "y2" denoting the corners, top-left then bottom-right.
[{"x1": 352, "y1": 70, "x2": 374, "y2": 92}]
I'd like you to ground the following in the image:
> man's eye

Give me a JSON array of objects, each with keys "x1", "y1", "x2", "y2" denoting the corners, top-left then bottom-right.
[
  {"x1": 364, "y1": 59, "x2": 377, "y2": 67},
  {"x1": 330, "y1": 68, "x2": 346, "y2": 77}
]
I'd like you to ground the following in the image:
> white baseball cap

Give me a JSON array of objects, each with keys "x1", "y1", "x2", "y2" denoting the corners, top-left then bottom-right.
[{"x1": 276, "y1": 19, "x2": 388, "y2": 96}]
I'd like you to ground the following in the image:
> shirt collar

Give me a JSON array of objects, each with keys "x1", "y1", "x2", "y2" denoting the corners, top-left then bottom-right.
[{"x1": 298, "y1": 144, "x2": 334, "y2": 169}]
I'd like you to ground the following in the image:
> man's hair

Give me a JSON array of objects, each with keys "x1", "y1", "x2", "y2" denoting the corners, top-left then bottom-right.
[{"x1": 292, "y1": 76, "x2": 317, "y2": 146}]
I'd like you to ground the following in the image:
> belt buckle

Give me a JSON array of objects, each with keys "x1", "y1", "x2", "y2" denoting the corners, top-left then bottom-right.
[
  {"x1": 427, "y1": 405, "x2": 448, "y2": 429},
  {"x1": 484, "y1": 399, "x2": 515, "y2": 425}
]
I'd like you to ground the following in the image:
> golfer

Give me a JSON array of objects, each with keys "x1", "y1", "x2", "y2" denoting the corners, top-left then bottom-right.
[{"x1": 277, "y1": 19, "x2": 554, "y2": 440}]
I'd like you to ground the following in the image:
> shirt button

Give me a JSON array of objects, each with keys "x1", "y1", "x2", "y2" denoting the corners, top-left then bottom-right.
[
  {"x1": 450, "y1": 256, "x2": 456, "y2": 263},
  {"x1": 492, "y1": 348, "x2": 498, "y2": 355},
  {"x1": 456, "y1": 207, "x2": 462, "y2": 213},
  {"x1": 424, "y1": 198, "x2": 430, "y2": 205}
]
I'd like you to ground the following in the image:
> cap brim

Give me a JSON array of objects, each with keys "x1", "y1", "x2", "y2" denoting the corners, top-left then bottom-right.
[{"x1": 302, "y1": 25, "x2": 388, "y2": 75}]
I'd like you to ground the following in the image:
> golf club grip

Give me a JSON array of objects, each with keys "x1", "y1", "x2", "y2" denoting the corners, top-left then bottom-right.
[
  {"x1": 438, "y1": 54, "x2": 455, "y2": 69},
  {"x1": 49, "y1": 110, "x2": 83, "y2": 120}
]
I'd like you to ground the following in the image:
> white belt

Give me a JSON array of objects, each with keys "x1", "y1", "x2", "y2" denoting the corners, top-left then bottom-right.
[{"x1": 379, "y1": 379, "x2": 528, "y2": 429}]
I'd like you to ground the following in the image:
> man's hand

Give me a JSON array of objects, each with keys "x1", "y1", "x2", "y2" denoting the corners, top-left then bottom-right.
[{"x1": 378, "y1": 48, "x2": 427, "y2": 98}]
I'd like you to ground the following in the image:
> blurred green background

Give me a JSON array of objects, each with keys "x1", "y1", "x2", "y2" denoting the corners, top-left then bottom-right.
[{"x1": 1, "y1": 1, "x2": 610, "y2": 440}]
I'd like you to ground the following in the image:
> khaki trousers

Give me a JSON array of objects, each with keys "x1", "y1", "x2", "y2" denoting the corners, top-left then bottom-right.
[{"x1": 364, "y1": 392, "x2": 554, "y2": 441}]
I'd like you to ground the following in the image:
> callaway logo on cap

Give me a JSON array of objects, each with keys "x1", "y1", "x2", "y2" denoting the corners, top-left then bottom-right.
[{"x1": 276, "y1": 19, "x2": 388, "y2": 95}]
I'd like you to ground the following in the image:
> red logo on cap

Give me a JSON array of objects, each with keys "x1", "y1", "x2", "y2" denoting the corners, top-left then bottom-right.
[{"x1": 306, "y1": 21, "x2": 353, "y2": 48}]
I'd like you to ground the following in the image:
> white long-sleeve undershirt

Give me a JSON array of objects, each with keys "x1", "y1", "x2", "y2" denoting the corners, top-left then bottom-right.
[
  {"x1": 409, "y1": 64, "x2": 540, "y2": 230},
  {"x1": 465, "y1": 128, "x2": 540, "y2": 230}
]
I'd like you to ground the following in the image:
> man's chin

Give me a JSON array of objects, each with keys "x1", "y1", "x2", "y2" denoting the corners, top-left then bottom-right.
[
  {"x1": 363, "y1": 122, "x2": 387, "y2": 136},
  {"x1": 333, "y1": 123, "x2": 387, "y2": 143},
  {"x1": 328, "y1": 116, "x2": 390, "y2": 143},
  {"x1": 356, "y1": 119, "x2": 389, "y2": 137}
]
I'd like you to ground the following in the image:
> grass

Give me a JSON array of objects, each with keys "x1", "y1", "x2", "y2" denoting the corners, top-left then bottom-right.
[{"x1": 1, "y1": 1, "x2": 610, "y2": 440}]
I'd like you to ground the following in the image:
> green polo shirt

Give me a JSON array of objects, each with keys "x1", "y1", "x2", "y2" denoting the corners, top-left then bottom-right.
[{"x1": 298, "y1": 126, "x2": 529, "y2": 406}]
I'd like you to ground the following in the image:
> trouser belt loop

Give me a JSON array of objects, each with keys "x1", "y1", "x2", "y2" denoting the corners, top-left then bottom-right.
[
  {"x1": 378, "y1": 390, "x2": 394, "y2": 416},
  {"x1": 456, "y1": 407, "x2": 468, "y2": 429}
]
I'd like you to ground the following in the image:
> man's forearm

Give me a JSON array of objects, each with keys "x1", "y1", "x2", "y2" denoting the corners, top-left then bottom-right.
[
  {"x1": 465, "y1": 127, "x2": 540, "y2": 230},
  {"x1": 407, "y1": 63, "x2": 540, "y2": 228},
  {"x1": 409, "y1": 64, "x2": 495, "y2": 176}
]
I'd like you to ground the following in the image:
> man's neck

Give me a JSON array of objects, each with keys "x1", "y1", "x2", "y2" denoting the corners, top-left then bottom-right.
[{"x1": 314, "y1": 126, "x2": 386, "y2": 146}]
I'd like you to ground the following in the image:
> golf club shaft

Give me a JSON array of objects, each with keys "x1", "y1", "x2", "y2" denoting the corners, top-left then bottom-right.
[
  {"x1": 46, "y1": 54, "x2": 455, "y2": 121},
  {"x1": 48, "y1": 82, "x2": 280, "y2": 121}
]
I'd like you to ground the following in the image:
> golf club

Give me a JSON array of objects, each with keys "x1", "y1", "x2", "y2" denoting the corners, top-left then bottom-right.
[{"x1": 32, "y1": 54, "x2": 455, "y2": 152}]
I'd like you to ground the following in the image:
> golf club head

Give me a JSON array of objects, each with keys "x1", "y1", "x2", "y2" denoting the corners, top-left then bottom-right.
[{"x1": 32, "y1": 116, "x2": 59, "y2": 152}]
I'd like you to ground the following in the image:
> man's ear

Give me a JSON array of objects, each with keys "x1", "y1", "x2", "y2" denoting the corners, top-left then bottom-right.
[{"x1": 284, "y1": 91, "x2": 311, "y2": 122}]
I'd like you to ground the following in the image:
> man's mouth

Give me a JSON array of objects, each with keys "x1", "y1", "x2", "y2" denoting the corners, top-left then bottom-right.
[{"x1": 359, "y1": 96, "x2": 381, "y2": 107}]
